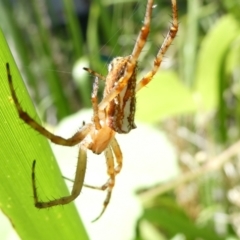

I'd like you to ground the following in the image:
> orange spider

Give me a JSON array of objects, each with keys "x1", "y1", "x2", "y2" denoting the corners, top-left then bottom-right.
[{"x1": 6, "y1": 0, "x2": 178, "y2": 222}]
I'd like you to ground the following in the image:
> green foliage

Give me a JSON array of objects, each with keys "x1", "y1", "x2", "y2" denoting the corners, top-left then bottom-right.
[{"x1": 139, "y1": 195, "x2": 225, "y2": 240}]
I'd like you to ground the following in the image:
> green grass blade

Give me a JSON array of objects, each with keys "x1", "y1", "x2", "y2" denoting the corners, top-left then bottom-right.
[
  {"x1": 0, "y1": 29, "x2": 89, "y2": 239},
  {"x1": 181, "y1": 0, "x2": 199, "y2": 87},
  {"x1": 195, "y1": 15, "x2": 240, "y2": 110},
  {"x1": 62, "y1": 0, "x2": 84, "y2": 58},
  {"x1": 30, "y1": 0, "x2": 71, "y2": 119}
]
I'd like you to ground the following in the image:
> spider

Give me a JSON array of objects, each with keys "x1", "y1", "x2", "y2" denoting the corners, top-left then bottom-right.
[{"x1": 6, "y1": 0, "x2": 178, "y2": 222}]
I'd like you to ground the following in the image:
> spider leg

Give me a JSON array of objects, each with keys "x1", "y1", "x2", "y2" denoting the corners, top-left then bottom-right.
[
  {"x1": 111, "y1": 137, "x2": 123, "y2": 174},
  {"x1": 131, "y1": 0, "x2": 153, "y2": 61},
  {"x1": 98, "y1": 0, "x2": 154, "y2": 111},
  {"x1": 92, "y1": 146, "x2": 115, "y2": 222},
  {"x1": 83, "y1": 145, "x2": 115, "y2": 222},
  {"x1": 83, "y1": 138, "x2": 122, "y2": 222},
  {"x1": 83, "y1": 67, "x2": 106, "y2": 81},
  {"x1": 91, "y1": 76, "x2": 101, "y2": 130},
  {"x1": 6, "y1": 63, "x2": 90, "y2": 146},
  {"x1": 136, "y1": 0, "x2": 178, "y2": 92},
  {"x1": 32, "y1": 146, "x2": 87, "y2": 208}
]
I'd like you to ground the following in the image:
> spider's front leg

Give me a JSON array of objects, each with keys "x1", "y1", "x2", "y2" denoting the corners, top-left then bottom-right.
[
  {"x1": 32, "y1": 145, "x2": 87, "y2": 208},
  {"x1": 6, "y1": 63, "x2": 89, "y2": 146},
  {"x1": 98, "y1": 5, "x2": 154, "y2": 112},
  {"x1": 136, "y1": 0, "x2": 178, "y2": 92}
]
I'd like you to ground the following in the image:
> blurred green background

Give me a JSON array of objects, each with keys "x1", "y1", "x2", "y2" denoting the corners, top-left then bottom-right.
[{"x1": 1, "y1": 0, "x2": 240, "y2": 239}]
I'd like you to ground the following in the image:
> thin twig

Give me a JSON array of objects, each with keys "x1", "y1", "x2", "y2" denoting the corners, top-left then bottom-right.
[{"x1": 139, "y1": 140, "x2": 240, "y2": 202}]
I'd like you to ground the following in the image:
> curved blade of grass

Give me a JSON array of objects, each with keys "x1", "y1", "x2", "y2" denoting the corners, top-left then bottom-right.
[
  {"x1": 62, "y1": 0, "x2": 84, "y2": 59},
  {"x1": 0, "y1": 29, "x2": 89, "y2": 239}
]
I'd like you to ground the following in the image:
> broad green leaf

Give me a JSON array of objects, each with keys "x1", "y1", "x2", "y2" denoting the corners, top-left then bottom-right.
[{"x1": 0, "y1": 29, "x2": 89, "y2": 239}]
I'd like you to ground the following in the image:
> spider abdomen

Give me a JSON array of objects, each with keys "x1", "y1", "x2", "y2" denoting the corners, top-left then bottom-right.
[{"x1": 105, "y1": 57, "x2": 137, "y2": 133}]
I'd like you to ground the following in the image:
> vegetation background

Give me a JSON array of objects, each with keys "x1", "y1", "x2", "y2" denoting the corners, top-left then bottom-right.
[{"x1": 0, "y1": 0, "x2": 240, "y2": 239}]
